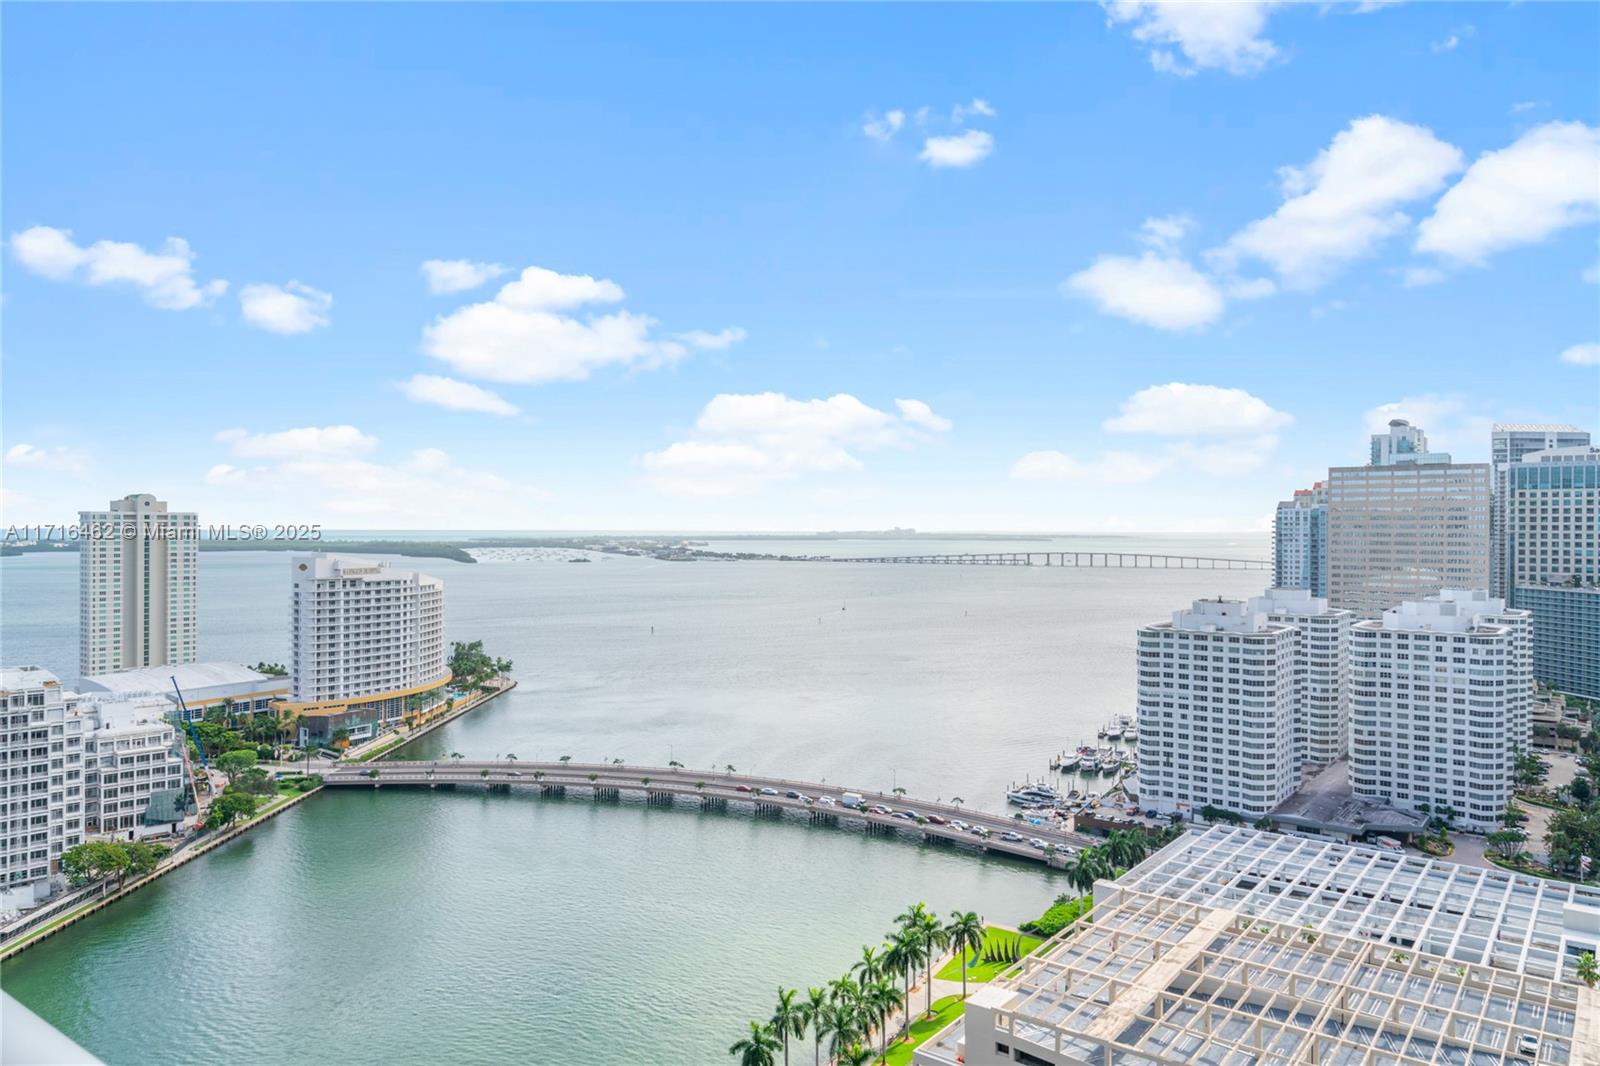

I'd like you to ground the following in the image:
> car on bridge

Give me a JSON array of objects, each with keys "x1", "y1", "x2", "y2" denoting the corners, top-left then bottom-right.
[
  {"x1": 759, "y1": 787, "x2": 779, "y2": 796},
  {"x1": 734, "y1": 784, "x2": 752, "y2": 793}
]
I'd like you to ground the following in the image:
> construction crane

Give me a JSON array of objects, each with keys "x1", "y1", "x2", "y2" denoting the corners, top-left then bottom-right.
[{"x1": 171, "y1": 675, "x2": 212, "y2": 812}]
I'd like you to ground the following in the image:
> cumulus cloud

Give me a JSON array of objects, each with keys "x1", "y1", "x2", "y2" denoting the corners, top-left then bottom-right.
[
  {"x1": 239, "y1": 281, "x2": 333, "y2": 334},
  {"x1": 421, "y1": 259, "x2": 508, "y2": 294},
  {"x1": 919, "y1": 129, "x2": 995, "y2": 168},
  {"x1": 895, "y1": 398, "x2": 953, "y2": 432},
  {"x1": 863, "y1": 110, "x2": 906, "y2": 143},
  {"x1": 1430, "y1": 25, "x2": 1473, "y2": 53},
  {"x1": 8, "y1": 225, "x2": 227, "y2": 310},
  {"x1": 1104, "y1": 383, "x2": 1293, "y2": 437},
  {"x1": 1415, "y1": 121, "x2": 1600, "y2": 267},
  {"x1": 1560, "y1": 342, "x2": 1600, "y2": 367},
  {"x1": 1064, "y1": 253, "x2": 1224, "y2": 331},
  {"x1": 1362, "y1": 394, "x2": 1492, "y2": 459},
  {"x1": 1104, "y1": 1, "x2": 1283, "y2": 77},
  {"x1": 216, "y1": 425, "x2": 378, "y2": 459},
  {"x1": 642, "y1": 392, "x2": 949, "y2": 495},
  {"x1": 676, "y1": 327, "x2": 748, "y2": 350},
  {"x1": 422, "y1": 265, "x2": 725, "y2": 385},
  {"x1": 951, "y1": 98, "x2": 996, "y2": 123},
  {"x1": 1216, "y1": 115, "x2": 1463, "y2": 289},
  {"x1": 3, "y1": 443, "x2": 86, "y2": 472},
  {"x1": 399, "y1": 374, "x2": 521, "y2": 416}
]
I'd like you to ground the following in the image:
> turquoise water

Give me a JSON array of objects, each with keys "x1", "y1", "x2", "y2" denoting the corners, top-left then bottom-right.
[{"x1": 1, "y1": 538, "x2": 1265, "y2": 1064}]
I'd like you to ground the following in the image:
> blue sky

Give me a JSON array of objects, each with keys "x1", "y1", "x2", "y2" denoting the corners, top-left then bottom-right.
[{"x1": 3, "y1": 2, "x2": 1597, "y2": 532}]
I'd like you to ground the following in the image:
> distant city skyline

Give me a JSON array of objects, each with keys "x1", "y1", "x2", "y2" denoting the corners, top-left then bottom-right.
[{"x1": 3, "y1": 3, "x2": 1597, "y2": 532}]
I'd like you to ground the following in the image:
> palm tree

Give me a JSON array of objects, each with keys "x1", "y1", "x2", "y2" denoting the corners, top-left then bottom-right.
[
  {"x1": 533, "y1": 770, "x2": 545, "y2": 783},
  {"x1": 725, "y1": 763, "x2": 737, "y2": 774},
  {"x1": 1067, "y1": 847, "x2": 1110, "y2": 899},
  {"x1": 559, "y1": 754, "x2": 572, "y2": 765},
  {"x1": 770, "y1": 987, "x2": 804, "y2": 1066},
  {"x1": 1104, "y1": 830, "x2": 1147, "y2": 869},
  {"x1": 851, "y1": 945, "x2": 882, "y2": 986},
  {"x1": 950, "y1": 796, "x2": 963, "y2": 811},
  {"x1": 867, "y1": 978, "x2": 901, "y2": 1061},
  {"x1": 837, "y1": 1043, "x2": 873, "y2": 1066},
  {"x1": 915, "y1": 910, "x2": 946, "y2": 1017},
  {"x1": 881, "y1": 931, "x2": 915, "y2": 1018},
  {"x1": 892, "y1": 786, "x2": 907, "y2": 799},
  {"x1": 669, "y1": 759, "x2": 685, "y2": 769},
  {"x1": 450, "y1": 752, "x2": 464, "y2": 765},
  {"x1": 944, "y1": 910, "x2": 986, "y2": 999},
  {"x1": 729, "y1": 1020, "x2": 781, "y2": 1066},
  {"x1": 506, "y1": 753, "x2": 517, "y2": 765},
  {"x1": 798, "y1": 987, "x2": 828, "y2": 1066},
  {"x1": 1577, "y1": 951, "x2": 1599, "y2": 989}
]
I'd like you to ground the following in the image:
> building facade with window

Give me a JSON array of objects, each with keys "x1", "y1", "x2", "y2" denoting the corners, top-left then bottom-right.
[
  {"x1": 1348, "y1": 589, "x2": 1531, "y2": 834},
  {"x1": 82, "y1": 697, "x2": 190, "y2": 838},
  {"x1": 78, "y1": 493, "x2": 199, "y2": 675},
  {"x1": 1272, "y1": 481, "x2": 1328, "y2": 598},
  {"x1": 1491, "y1": 424, "x2": 1590, "y2": 598},
  {"x1": 1247, "y1": 587, "x2": 1352, "y2": 775},
  {"x1": 0, "y1": 667, "x2": 87, "y2": 911},
  {"x1": 284, "y1": 554, "x2": 450, "y2": 747}
]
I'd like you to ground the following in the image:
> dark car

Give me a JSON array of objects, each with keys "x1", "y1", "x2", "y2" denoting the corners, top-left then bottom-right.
[{"x1": 734, "y1": 784, "x2": 752, "y2": 793}]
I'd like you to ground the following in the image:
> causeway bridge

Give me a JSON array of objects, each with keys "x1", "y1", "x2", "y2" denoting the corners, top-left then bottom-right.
[
  {"x1": 323, "y1": 761, "x2": 1097, "y2": 867},
  {"x1": 828, "y1": 552, "x2": 1269, "y2": 569}
]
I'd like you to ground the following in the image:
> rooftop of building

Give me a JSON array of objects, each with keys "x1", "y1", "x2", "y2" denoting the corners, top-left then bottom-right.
[
  {"x1": 1270, "y1": 761, "x2": 1430, "y2": 837},
  {"x1": 1147, "y1": 597, "x2": 1298, "y2": 636},
  {"x1": 1494, "y1": 424, "x2": 1588, "y2": 433},
  {"x1": 0, "y1": 665, "x2": 63, "y2": 694},
  {"x1": 919, "y1": 826, "x2": 1600, "y2": 1066},
  {"x1": 1352, "y1": 590, "x2": 1526, "y2": 635},
  {"x1": 78, "y1": 661, "x2": 284, "y2": 696}
]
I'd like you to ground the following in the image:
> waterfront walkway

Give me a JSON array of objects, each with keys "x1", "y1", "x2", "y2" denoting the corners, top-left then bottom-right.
[{"x1": 323, "y1": 760, "x2": 1097, "y2": 866}]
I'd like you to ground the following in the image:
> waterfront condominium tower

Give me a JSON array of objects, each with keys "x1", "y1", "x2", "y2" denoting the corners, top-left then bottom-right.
[
  {"x1": 1134, "y1": 597, "x2": 1297, "y2": 820},
  {"x1": 1327, "y1": 422, "x2": 1490, "y2": 618},
  {"x1": 1247, "y1": 587, "x2": 1352, "y2": 776},
  {"x1": 0, "y1": 667, "x2": 87, "y2": 910},
  {"x1": 284, "y1": 554, "x2": 449, "y2": 747},
  {"x1": 1508, "y1": 444, "x2": 1600, "y2": 699},
  {"x1": 1491, "y1": 424, "x2": 1590, "y2": 598},
  {"x1": 1348, "y1": 589, "x2": 1531, "y2": 834},
  {"x1": 78, "y1": 493, "x2": 200, "y2": 676},
  {"x1": 1271, "y1": 481, "x2": 1328, "y2": 598}
]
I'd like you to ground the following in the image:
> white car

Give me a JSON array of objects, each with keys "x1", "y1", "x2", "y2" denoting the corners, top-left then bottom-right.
[
  {"x1": 1516, "y1": 1035, "x2": 1539, "y2": 1060},
  {"x1": 818, "y1": 796, "x2": 836, "y2": 807}
]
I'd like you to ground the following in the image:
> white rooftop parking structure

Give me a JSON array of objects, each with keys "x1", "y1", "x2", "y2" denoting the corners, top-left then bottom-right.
[{"x1": 916, "y1": 826, "x2": 1600, "y2": 1066}]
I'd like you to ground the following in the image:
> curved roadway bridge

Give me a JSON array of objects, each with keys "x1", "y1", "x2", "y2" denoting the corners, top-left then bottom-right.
[
  {"x1": 827, "y1": 551, "x2": 1269, "y2": 569},
  {"x1": 323, "y1": 760, "x2": 1096, "y2": 867}
]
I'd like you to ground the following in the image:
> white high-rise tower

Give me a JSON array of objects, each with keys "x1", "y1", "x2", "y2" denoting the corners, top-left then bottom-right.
[{"x1": 78, "y1": 493, "x2": 199, "y2": 675}]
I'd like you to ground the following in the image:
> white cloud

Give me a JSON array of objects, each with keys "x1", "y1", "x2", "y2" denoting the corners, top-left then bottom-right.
[
  {"x1": 1415, "y1": 121, "x2": 1600, "y2": 266},
  {"x1": 863, "y1": 110, "x2": 906, "y2": 143},
  {"x1": 3, "y1": 443, "x2": 85, "y2": 472},
  {"x1": 1104, "y1": 383, "x2": 1293, "y2": 437},
  {"x1": 239, "y1": 281, "x2": 332, "y2": 334},
  {"x1": 951, "y1": 98, "x2": 996, "y2": 123},
  {"x1": 1583, "y1": 261, "x2": 1599, "y2": 284},
  {"x1": 1064, "y1": 253, "x2": 1224, "y2": 331},
  {"x1": 421, "y1": 259, "x2": 508, "y2": 294},
  {"x1": 8, "y1": 225, "x2": 227, "y2": 310},
  {"x1": 894, "y1": 398, "x2": 953, "y2": 433},
  {"x1": 1105, "y1": 1, "x2": 1282, "y2": 77},
  {"x1": 1216, "y1": 115, "x2": 1463, "y2": 289},
  {"x1": 399, "y1": 374, "x2": 520, "y2": 417},
  {"x1": 1431, "y1": 26, "x2": 1472, "y2": 53},
  {"x1": 203, "y1": 444, "x2": 546, "y2": 525},
  {"x1": 1401, "y1": 266, "x2": 1446, "y2": 287},
  {"x1": 216, "y1": 425, "x2": 378, "y2": 459},
  {"x1": 919, "y1": 129, "x2": 994, "y2": 169},
  {"x1": 422, "y1": 265, "x2": 700, "y2": 385},
  {"x1": 641, "y1": 392, "x2": 948, "y2": 496},
  {"x1": 676, "y1": 327, "x2": 748, "y2": 350},
  {"x1": 1559, "y1": 342, "x2": 1600, "y2": 367},
  {"x1": 1138, "y1": 214, "x2": 1195, "y2": 254}
]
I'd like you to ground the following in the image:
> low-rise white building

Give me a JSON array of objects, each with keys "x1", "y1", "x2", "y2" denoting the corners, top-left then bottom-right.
[
  {"x1": 82, "y1": 697, "x2": 191, "y2": 839},
  {"x1": 1135, "y1": 597, "x2": 1298, "y2": 820},
  {"x1": 78, "y1": 661, "x2": 288, "y2": 723},
  {"x1": 1349, "y1": 589, "x2": 1532, "y2": 833},
  {"x1": 0, "y1": 667, "x2": 87, "y2": 911}
]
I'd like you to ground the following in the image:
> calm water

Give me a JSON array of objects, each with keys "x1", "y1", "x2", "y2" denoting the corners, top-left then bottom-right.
[{"x1": 1, "y1": 537, "x2": 1265, "y2": 1065}]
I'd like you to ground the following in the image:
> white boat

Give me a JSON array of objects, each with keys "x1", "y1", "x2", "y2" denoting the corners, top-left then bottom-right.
[
  {"x1": 1006, "y1": 782, "x2": 1063, "y2": 806},
  {"x1": 1057, "y1": 752, "x2": 1079, "y2": 772}
]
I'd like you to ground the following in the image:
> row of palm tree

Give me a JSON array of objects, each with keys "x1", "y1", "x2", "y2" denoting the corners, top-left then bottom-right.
[
  {"x1": 730, "y1": 903, "x2": 987, "y2": 1066},
  {"x1": 1060, "y1": 829, "x2": 1150, "y2": 898}
]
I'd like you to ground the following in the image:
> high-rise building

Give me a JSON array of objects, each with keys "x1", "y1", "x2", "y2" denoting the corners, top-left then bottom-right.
[
  {"x1": 1134, "y1": 597, "x2": 1297, "y2": 819},
  {"x1": 1348, "y1": 589, "x2": 1531, "y2": 834},
  {"x1": 284, "y1": 554, "x2": 449, "y2": 748},
  {"x1": 78, "y1": 493, "x2": 199, "y2": 676},
  {"x1": 81, "y1": 697, "x2": 191, "y2": 838},
  {"x1": 1247, "y1": 587, "x2": 1352, "y2": 774},
  {"x1": 1326, "y1": 442, "x2": 1490, "y2": 617},
  {"x1": 0, "y1": 667, "x2": 88, "y2": 910},
  {"x1": 913, "y1": 826, "x2": 1600, "y2": 1066},
  {"x1": 1508, "y1": 444, "x2": 1600, "y2": 699},
  {"x1": 1271, "y1": 481, "x2": 1328, "y2": 597},
  {"x1": 1369, "y1": 417, "x2": 1450, "y2": 465},
  {"x1": 1491, "y1": 424, "x2": 1590, "y2": 597}
]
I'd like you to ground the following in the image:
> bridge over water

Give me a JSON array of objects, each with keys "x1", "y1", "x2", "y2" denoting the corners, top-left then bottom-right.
[
  {"x1": 323, "y1": 761, "x2": 1097, "y2": 867},
  {"x1": 827, "y1": 551, "x2": 1270, "y2": 569}
]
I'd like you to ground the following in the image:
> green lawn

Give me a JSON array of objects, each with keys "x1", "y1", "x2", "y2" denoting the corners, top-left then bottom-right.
[
  {"x1": 934, "y1": 926, "x2": 1044, "y2": 983},
  {"x1": 885, "y1": 995, "x2": 963, "y2": 1066}
]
